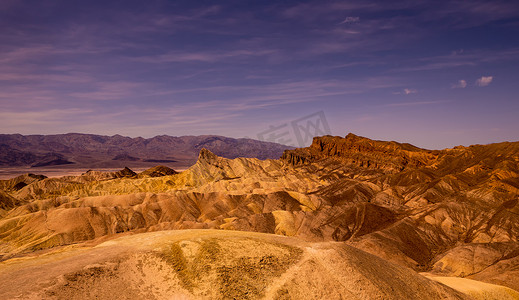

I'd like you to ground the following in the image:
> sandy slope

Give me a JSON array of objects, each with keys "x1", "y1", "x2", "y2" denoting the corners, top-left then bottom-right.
[
  {"x1": 426, "y1": 275, "x2": 519, "y2": 300},
  {"x1": 0, "y1": 229, "x2": 468, "y2": 300}
]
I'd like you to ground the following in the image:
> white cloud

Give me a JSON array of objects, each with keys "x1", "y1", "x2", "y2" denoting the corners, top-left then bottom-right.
[
  {"x1": 404, "y1": 88, "x2": 417, "y2": 94},
  {"x1": 339, "y1": 16, "x2": 360, "y2": 24},
  {"x1": 385, "y1": 100, "x2": 447, "y2": 107},
  {"x1": 392, "y1": 88, "x2": 417, "y2": 95},
  {"x1": 132, "y1": 49, "x2": 276, "y2": 63},
  {"x1": 452, "y1": 79, "x2": 467, "y2": 88},
  {"x1": 476, "y1": 76, "x2": 493, "y2": 87}
]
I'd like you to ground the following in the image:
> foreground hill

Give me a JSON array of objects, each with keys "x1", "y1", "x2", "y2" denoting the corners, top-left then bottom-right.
[
  {"x1": 0, "y1": 133, "x2": 293, "y2": 168},
  {"x1": 0, "y1": 230, "x2": 478, "y2": 300},
  {"x1": 1, "y1": 133, "x2": 518, "y2": 298}
]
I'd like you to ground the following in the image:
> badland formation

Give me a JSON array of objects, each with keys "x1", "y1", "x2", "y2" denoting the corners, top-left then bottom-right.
[{"x1": 1, "y1": 133, "x2": 518, "y2": 299}]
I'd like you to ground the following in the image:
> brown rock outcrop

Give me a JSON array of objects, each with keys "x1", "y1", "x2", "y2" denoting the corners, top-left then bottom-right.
[{"x1": 282, "y1": 133, "x2": 438, "y2": 171}]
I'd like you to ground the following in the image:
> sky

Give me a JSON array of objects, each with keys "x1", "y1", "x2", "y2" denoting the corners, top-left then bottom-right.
[{"x1": 1, "y1": 0, "x2": 518, "y2": 149}]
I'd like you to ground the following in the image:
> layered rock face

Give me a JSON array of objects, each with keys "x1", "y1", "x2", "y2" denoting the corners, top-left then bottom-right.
[
  {"x1": 282, "y1": 133, "x2": 437, "y2": 170},
  {"x1": 1, "y1": 133, "x2": 518, "y2": 297}
]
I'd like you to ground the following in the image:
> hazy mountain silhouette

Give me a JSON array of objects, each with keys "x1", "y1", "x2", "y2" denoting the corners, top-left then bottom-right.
[{"x1": 0, "y1": 133, "x2": 294, "y2": 168}]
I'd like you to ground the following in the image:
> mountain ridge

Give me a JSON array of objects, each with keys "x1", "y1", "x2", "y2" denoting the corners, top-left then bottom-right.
[{"x1": 0, "y1": 133, "x2": 294, "y2": 168}]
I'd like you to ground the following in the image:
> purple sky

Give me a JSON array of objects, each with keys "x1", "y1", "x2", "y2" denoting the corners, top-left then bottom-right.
[{"x1": 1, "y1": 0, "x2": 518, "y2": 149}]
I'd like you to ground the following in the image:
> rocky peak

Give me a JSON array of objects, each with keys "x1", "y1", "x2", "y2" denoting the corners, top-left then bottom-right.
[
  {"x1": 0, "y1": 173, "x2": 47, "y2": 192},
  {"x1": 138, "y1": 165, "x2": 177, "y2": 178},
  {"x1": 113, "y1": 167, "x2": 137, "y2": 178},
  {"x1": 198, "y1": 148, "x2": 219, "y2": 163}
]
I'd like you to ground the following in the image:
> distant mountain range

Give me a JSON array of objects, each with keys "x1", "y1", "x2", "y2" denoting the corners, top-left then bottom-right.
[{"x1": 0, "y1": 133, "x2": 293, "y2": 168}]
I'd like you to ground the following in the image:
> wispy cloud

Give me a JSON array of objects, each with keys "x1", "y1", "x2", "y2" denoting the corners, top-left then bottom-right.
[
  {"x1": 389, "y1": 48, "x2": 519, "y2": 73},
  {"x1": 385, "y1": 100, "x2": 447, "y2": 107},
  {"x1": 434, "y1": 1, "x2": 519, "y2": 29},
  {"x1": 0, "y1": 105, "x2": 241, "y2": 137},
  {"x1": 0, "y1": 68, "x2": 93, "y2": 83},
  {"x1": 393, "y1": 88, "x2": 417, "y2": 95},
  {"x1": 68, "y1": 81, "x2": 148, "y2": 101},
  {"x1": 150, "y1": 77, "x2": 403, "y2": 101},
  {"x1": 476, "y1": 76, "x2": 493, "y2": 87},
  {"x1": 132, "y1": 49, "x2": 276, "y2": 63},
  {"x1": 282, "y1": 0, "x2": 519, "y2": 31},
  {"x1": 452, "y1": 79, "x2": 467, "y2": 89},
  {"x1": 0, "y1": 108, "x2": 94, "y2": 130},
  {"x1": 0, "y1": 85, "x2": 64, "y2": 110},
  {"x1": 339, "y1": 16, "x2": 360, "y2": 24},
  {"x1": 282, "y1": 2, "x2": 378, "y2": 20}
]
